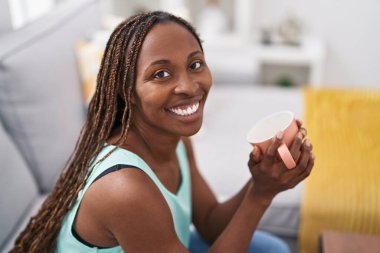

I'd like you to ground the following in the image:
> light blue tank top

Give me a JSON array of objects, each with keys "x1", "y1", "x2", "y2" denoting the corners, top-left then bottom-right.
[{"x1": 56, "y1": 141, "x2": 192, "y2": 252}]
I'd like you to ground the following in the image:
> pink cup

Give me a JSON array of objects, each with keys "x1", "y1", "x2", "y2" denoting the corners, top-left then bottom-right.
[{"x1": 246, "y1": 111, "x2": 299, "y2": 169}]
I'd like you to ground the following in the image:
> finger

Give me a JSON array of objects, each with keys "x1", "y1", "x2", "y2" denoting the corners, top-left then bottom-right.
[
  {"x1": 290, "y1": 152, "x2": 315, "y2": 185},
  {"x1": 296, "y1": 139, "x2": 312, "y2": 172},
  {"x1": 290, "y1": 132, "x2": 303, "y2": 162},
  {"x1": 296, "y1": 119, "x2": 303, "y2": 127},
  {"x1": 263, "y1": 131, "x2": 284, "y2": 166},
  {"x1": 252, "y1": 145, "x2": 262, "y2": 162},
  {"x1": 249, "y1": 146, "x2": 262, "y2": 169},
  {"x1": 249, "y1": 151, "x2": 255, "y2": 167},
  {"x1": 295, "y1": 119, "x2": 307, "y2": 138},
  {"x1": 300, "y1": 127, "x2": 307, "y2": 138}
]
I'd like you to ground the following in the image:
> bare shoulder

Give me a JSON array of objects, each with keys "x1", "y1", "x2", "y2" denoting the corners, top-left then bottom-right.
[
  {"x1": 88, "y1": 167, "x2": 167, "y2": 223},
  {"x1": 83, "y1": 167, "x2": 187, "y2": 252}
]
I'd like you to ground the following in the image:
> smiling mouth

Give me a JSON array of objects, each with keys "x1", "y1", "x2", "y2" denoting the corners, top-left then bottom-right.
[{"x1": 167, "y1": 101, "x2": 200, "y2": 116}]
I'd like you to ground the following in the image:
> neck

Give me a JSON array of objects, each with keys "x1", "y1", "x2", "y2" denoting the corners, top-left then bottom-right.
[
  {"x1": 109, "y1": 124, "x2": 180, "y2": 163},
  {"x1": 132, "y1": 123, "x2": 180, "y2": 162}
]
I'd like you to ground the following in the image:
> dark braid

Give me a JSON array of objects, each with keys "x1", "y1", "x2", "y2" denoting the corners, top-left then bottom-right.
[{"x1": 10, "y1": 11, "x2": 202, "y2": 253}]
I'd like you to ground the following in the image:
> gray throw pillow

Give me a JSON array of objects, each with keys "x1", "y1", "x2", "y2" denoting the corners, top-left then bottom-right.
[{"x1": 0, "y1": 0, "x2": 100, "y2": 192}]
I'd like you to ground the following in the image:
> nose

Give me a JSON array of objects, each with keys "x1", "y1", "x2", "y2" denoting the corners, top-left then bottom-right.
[{"x1": 174, "y1": 73, "x2": 199, "y2": 96}]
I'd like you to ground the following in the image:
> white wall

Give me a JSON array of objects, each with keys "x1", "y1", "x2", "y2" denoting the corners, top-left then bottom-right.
[
  {"x1": 101, "y1": 0, "x2": 160, "y2": 18},
  {"x1": 7, "y1": 0, "x2": 55, "y2": 29},
  {"x1": 253, "y1": 0, "x2": 380, "y2": 88},
  {"x1": 186, "y1": 0, "x2": 235, "y2": 30},
  {"x1": 99, "y1": 0, "x2": 380, "y2": 88}
]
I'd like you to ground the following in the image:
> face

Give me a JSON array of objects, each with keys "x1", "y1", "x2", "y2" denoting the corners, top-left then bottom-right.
[{"x1": 131, "y1": 22, "x2": 212, "y2": 138}]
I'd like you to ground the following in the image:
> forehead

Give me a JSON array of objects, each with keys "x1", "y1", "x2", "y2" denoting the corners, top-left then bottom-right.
[{"x1": 138, "y1": 22, "x2": 201, "y2": 64}]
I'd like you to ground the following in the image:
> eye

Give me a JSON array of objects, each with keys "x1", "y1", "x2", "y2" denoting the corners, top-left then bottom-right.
[
  {"x1": 153, "y1": 70, "x2": 170, "y2": 79},
  {"x1": 190, "y1": 61, "x2": 202, "y2": 70}
]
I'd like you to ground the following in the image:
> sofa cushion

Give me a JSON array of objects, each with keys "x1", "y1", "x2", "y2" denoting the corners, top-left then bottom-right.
[
  {"x1": 0, "y1": 120, "x2": 38, "y2": 251},
  {"x1": 1, "y1": 194, "x2": 47, "y2": 252},
  {"x1": 0, "y1": 0, "x2": 100, "y2": 192}
]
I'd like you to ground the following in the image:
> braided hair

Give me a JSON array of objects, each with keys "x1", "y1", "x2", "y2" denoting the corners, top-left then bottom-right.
[{"x1": 10, "y1": 11, "x2": 203, "y2": 253}]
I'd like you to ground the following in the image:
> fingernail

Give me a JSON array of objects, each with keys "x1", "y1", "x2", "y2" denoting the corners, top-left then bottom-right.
[
  {"x1": 252, "y1": 146, "x2": 256, "y2": 154},
  {"x1": 305, "y1": 139, "x2": 310, "y2": 147},
  {"x1": 311, "y1": 154, "x2": 315, "y2": 160},
  {"x1": 276, "y1": 131, "x2": 284, "y2": 140},
  {"x1": 297, "y1": 132, "x2": 303, "y2": 139}
]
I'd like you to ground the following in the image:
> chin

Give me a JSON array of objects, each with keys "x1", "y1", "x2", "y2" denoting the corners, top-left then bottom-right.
[
  {"x1": 177, "y1": 121, "x2": 203, "y2": 137},
  {"x1": 181, "y1": 128, "x2": 201, "y2": 137}
]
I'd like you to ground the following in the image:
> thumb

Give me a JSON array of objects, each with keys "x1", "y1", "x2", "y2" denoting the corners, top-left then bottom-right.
[{"x1": 252, "y1": 146, "x2": 262, "y2": 162}]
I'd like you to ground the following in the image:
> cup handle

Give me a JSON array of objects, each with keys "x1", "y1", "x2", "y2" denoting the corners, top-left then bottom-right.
[{"x1": 277, "y1": 144, "x2": 296, "y2": 169}]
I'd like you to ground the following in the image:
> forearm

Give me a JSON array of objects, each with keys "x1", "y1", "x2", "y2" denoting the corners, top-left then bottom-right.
[
  {"x1": 207, "y1": 185, "x2": 272, "y2": 253},
  {"x1": 201, "y1": 180, "x2": 251, "y2": 242}
]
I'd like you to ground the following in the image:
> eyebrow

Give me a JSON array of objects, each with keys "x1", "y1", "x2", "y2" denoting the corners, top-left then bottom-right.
[{"x1": 148, "y1": 50, "x2": 203, "y2": 67}]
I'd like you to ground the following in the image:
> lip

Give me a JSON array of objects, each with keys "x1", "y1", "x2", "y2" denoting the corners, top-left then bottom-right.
[
  {"x1": 166, "y1": 95, "x2": 204, "y2": 109},
  {"x1": 165, "y1": 95, "x2": 204, "y2": 121},
  {"x1": 166, "y1": 104, "x2": 202, "y2": 122}
]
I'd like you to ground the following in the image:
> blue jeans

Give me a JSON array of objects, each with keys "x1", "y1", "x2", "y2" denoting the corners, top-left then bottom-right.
[{"x1": 189, "y1": 229, "x2": 291, "y2": 253}]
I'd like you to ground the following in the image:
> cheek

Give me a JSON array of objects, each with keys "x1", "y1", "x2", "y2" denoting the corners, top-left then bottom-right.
[
  {"x1": 135, "y1": 87, "x2": 167, "y2": 113},
  {"x1": 202, "y1": 67, "x2": 213, "y2": 89}
]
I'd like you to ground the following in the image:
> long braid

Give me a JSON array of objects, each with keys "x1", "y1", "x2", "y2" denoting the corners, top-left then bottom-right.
[{"x1": 10, "y1": 11, "x2": 202, "y2": 253}]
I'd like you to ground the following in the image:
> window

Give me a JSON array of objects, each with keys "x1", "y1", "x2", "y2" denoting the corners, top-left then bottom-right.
[{"x1": 7, "y1": 0, "x2": 56, "y2": 29}]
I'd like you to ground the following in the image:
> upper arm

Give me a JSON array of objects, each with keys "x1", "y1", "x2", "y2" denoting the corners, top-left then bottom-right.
[
  {"x1": 99, "y1": 168, "x2": 188, "y2": 253},
  {"x1": 182, "y1": 137, "x2": 219, "y2": 239}
]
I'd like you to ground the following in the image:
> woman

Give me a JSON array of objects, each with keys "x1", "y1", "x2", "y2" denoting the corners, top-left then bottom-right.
[{"x1": 11, "y1": 11, "x2": 314, "y2": 253}]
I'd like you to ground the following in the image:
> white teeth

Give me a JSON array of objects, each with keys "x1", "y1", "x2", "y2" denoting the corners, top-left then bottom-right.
[{"x1": 169, "y1": 102, "x2": 200, "y2": 116}]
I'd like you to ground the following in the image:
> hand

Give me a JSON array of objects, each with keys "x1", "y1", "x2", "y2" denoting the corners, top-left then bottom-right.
[{"x1": 247, "y1": 119, "x2": 315, "y2": 201}]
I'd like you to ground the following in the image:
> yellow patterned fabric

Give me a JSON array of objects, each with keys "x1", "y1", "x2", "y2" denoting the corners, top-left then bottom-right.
[{"x1": 299, "y1": 88, "x2": 380, "y2": 253}]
